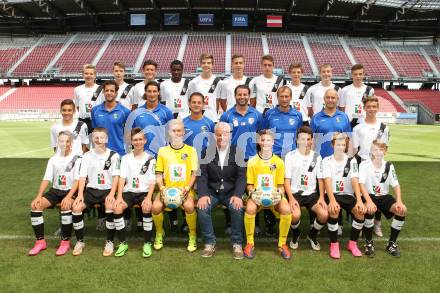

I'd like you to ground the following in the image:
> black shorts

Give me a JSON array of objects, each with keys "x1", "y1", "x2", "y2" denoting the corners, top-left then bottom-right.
[
  {"x1": 293, "y1": 192, "x2": 319, "y2": 210},
  {"x1": 326, "y1": 193, "x2": 356, "y2": 212},
  {"x1": 79, "y1": 117, "x2": 92, "y2": 133},
  {"x1": 84, "y1": 188, "x2": 110, "y2": 209},
  {"x1": 43, "y1": 188, "x2": 69, "y2": 207},
  {"x1": 370, "y1": 194, "x2": 396, "y2": 219},
  {"x1": 122, "y1": 192, "x2": 146, "y2": 208}
]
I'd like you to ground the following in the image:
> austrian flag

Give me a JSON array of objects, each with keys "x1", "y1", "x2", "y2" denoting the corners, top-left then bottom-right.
[{"x1": 267, "y1": 15, "x2": 282, "y2": 28}]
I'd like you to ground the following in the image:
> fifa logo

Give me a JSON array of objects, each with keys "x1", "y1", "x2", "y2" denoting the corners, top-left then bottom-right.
[
  {"x1": 58, "y1": 175, "x2": 67, "y2": 186},
  {"x1": 300, "y1": 174, "x2": 308, "y2": 187},
  {"x1": 174, "y1": 97, "x2": 182, "y2": 108},
  {"x1": 97, "y1": 173, "x2": 105, "y2": 185},
  {"x1": 336, "y1": 180, "x2": 344, "y2": 192},
  {"x1": 132, "y1": 178, "x2": 140, "y2": 188},
  {"x1": 355, "y1": 104, "x2": 362, "y2": 114}
]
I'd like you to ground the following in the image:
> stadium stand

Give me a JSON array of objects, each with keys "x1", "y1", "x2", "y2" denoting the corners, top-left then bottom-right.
[
  {"x1": 12, "y1": 35, "x2": 71, "y2": 77},
  {"x1": 0, "y1": 85, "x2": 74, "y2": 111},
  {"x1": 346, "y1": 38, "x2": 393, "y2": 79},
  {"x1": 422, "y1": 46, "x2": 440, "y2": 73},
  {"x1": 266, "y1": 33, "x2": 313, "y2": 76},
  {"x1": 142, "y1": 33, "x2": 181, "y2": 75},
  {"x1": 96, "y1": 33, "x2": 146, "y2": 74},
  {"x1": 374, "y1": 88, "x2": 406, "y2": 113},
  {"x1": 308, "y1": 35, "x2": 352, "y2": 77},
  {"x1": 231, "y1": 33, "x2": 264, "y2": 76},
  {"x1": 54, "y1": 34, "x2": 107, "y2": 76},
  {"x1": 381, "y1": 45, "x2": 433, "y2": 78},
  {"x1": 182, "y1": 33, "x2": 226, "y2": 74},
  {"x1": 0, "y1": 38, "x2": 38, "y2": 75},
  {"x1": 393, "y1": 89, "x2": 440, "y2": 114}
]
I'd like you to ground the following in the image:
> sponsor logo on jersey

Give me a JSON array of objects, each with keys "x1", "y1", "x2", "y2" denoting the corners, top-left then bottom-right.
[
  {"x1": 293, "y1": 101, "x2": 301, "y2": 111},
  {"x1": 300, "y1": 174, "x2": 308, "y2": 187},
  {"x1": 265, "y1": 94, "x2": 273, "y2": 105},
  {"x1": 98, "y1": 173, "x2": 105, "y2": 185},
  {"x1": 355, "y1": 104, "x2": 362, "y2": 114},
  {"x1": 260, "y1": 176, "x2": 271, "y2": 189},
  {"x1": 171, "y1": 165, "x2": 185, "y2": 181},
  {"x1": 336, "y1": 180, "x2": 344, "y2": 192},
  {"x1": 58, "y1": 175, "x2": 67, "y2": 186},
  {"x1": 85, "y1": 103, "x2": 92, "y2": 113},
  {"x1": 373, "y1": 185, "x2": 381, "y2": 194},
  {"x1": 132, "y1": 178, "x2": 140, "y2": 188},
  {"x1": 174, "y1": 97, "x2": 182, "y2": 108}
]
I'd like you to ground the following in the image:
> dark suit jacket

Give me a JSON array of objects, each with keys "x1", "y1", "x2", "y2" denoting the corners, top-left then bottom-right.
[{"x1": 197, "y1": 145, "x2": 246, "y2": 198}]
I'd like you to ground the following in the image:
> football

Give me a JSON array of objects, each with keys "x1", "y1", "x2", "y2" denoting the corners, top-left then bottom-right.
[{"x1": 163, "y1": 187, "x2": 183, "y2": 209}]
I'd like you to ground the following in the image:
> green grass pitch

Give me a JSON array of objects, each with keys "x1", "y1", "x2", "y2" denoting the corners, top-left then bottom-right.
[{"x1": 0, "y1": 121, "x2": 439, "y2": 292}]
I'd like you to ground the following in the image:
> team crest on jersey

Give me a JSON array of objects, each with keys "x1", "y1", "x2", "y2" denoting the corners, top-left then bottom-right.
[
  {"x1": 248, "y1": 117, "x2": 254, "y2": 124},
  {"x1": 141, "y1": 164, "x2": 148, "y2": 174},
  {"x1": 200, "y1": 126, "x2": 208, "y2": 132},
  {"x1": 336, "y1": 180, "x2": 344, "y2": 192},
  {"x1": 104, "y1": 160, "x2": 111, "y2": 169},
  {"x1": 383, "y1": 172, "x2": 388, "y2": 181},
  {"x1": 58, "y1": 175, "x2": 67, "y2": 186},
  {"x1": 336, "y1": 117, "x2": 341, "y2": 123},
  {"x1": 289, "y1": 118, "x2": 295, "y2": 125},
  {"x1": 181, "y1": 153, "x2": 188, "y2": 160},
  {"x1": 270, "y1": 163, "x2": 277, "y2": 171},
  {"x1": 113, "y1": 113, "x2": 119, "y2": 119},
  {"x1": 344, "y1": 166, "x2": 350, "y2": 175},
  {"x1": 204, "y1": 96, "x2": 209, "y2": 106},
  {"x1": 233, "y1": 119, "x2": 239, "y2": 127}
]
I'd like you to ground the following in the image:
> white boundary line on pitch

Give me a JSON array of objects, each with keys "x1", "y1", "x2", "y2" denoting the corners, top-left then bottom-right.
[
  {"x1": 0, "y1": 147, "x2": 52, "y2": 158},
  {"x1": 1, "y1": 234, "x2": 440, "y2": 242}
]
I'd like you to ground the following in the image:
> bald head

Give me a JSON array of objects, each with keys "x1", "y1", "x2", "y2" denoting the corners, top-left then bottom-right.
[{"x1": 324, "y1": 88, "x2": 339, "y2": 110}]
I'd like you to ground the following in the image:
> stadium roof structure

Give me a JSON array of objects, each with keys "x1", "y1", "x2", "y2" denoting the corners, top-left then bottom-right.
[{"x1": 0, "y1": 0, "x2": 439, "y2": 38}]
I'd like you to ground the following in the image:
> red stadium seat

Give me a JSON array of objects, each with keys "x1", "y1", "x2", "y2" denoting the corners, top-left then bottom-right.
[
  {"x1": 182, "y1": 34, "x2": 226, "y2": 74},
  {"x1": 393, "y1": 89, "x2": 440, "y2": 113}
]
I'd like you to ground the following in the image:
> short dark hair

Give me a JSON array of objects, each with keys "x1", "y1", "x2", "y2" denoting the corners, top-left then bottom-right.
[
  {"x1": 170, "y1": 60, "x2": 183, "y2": 69},
  {"x1": 113, "y1": 61, "x2": 126, "y2": 70},
  {"x1": 289, "y1": 63, "x2": 303, "y2": 73},
  {"x1": 351, "y1": 64, "x2": 364, "y2": 71},
  {"x1": 188, "y1": 92, "x2": 204, "y2": 102},
  {"x1": 143, "y1": 59, "x2": 158, "y2": 69},
  {"x1": 131, "y1": 127, "x2": 145, "y2": 139},
  {"x1": 144, "y1": 80, "x2": 160, "y2": 91},
  {"x1": 296, "y1": 125, "x2": 313, "y2": 139},
  {"x1": 92, "y1": 127, "x2": 108, "y2": 135},
  {"x1": 234, "y1": 84, "x2": 251, "y2": 96},
  {"x1": 103, "y1": 80, "x2": 119, "y2": 92},
  {"x1": 60, "y1": 99, "x2": 75, "y2": 108}
]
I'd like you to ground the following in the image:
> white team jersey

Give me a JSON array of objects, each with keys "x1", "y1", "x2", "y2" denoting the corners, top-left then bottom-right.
[
  {"x1": 339, "y1": 84, "x2": 374, "y2": 122},
  {"x1": 305, "y1": 82, "x2": 341, "y2": 114},
  {"x1": 127, "y1": 80, "x2": 158, "y2": 108},
  {"x1": 322, "y1": 154, "x2": 358, "y2": 196},
  {"x1": 218, "y1": 75, "x2": 248, "y2": 110},
  {"x1": 43, "y1": 153, "x2": 81, "y2": 190},
  {"x1": 352, "y1": 121, "x2": 390, "y2": 160},
  {"x1": 50, "y1": 120, "x2": 89, "y2": 155},
  {"x1": 74, "y1": 84, "x2": 101, "y2": 119},
  {"x1": 79, "y1": 149, "x2": 121, "y2": 190},
  {"x1": 249, "y1": 74, "x2": 280, "y2": 113},
  {"x1": 97, "y1": 82, "x2": 132, "y2": 110},
  {"x1": 359, "y1": 159, "x2": 399, "y2": 196},
  {"x1": 120, "y1": 152, "x2": 156, "y2": 193},
  {"x1": 286, "y1": 83, "x2": 309, "y2": 121},
  {"x1": 160, "y1": 78, "x2": 189, "y2": 118},
  {"x1": 284, "y1": 150, "x2": 323, "y2": 196},
  {"x1": 186, "y1": 75, "x2": 220, "y2": 122}
]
